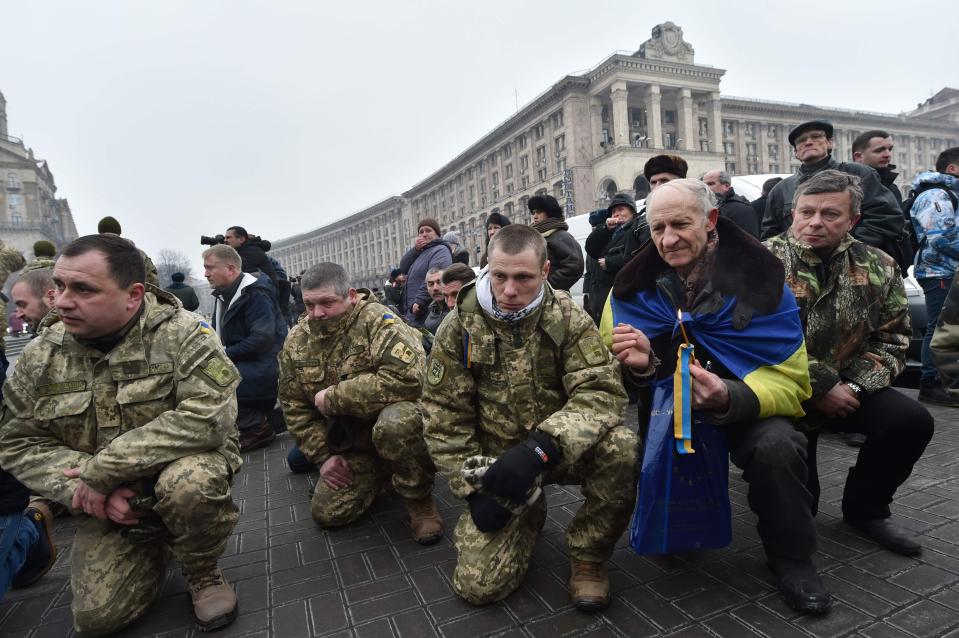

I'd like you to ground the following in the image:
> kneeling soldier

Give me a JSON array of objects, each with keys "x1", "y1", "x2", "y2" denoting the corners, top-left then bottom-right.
[
  {"x1": 423, "y1": 225, "x2": 637, "y2": 610},
  {"x1": 278, "y1": 263, "x2": 442, "y2": 543}
]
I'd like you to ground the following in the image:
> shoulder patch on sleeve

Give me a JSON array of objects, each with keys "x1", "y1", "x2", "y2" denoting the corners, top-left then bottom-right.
[
  {"x1": 578, "y1": 335, "x2": 607, "y2": 366},
  {"x1": 199, "y1": 355, "x2": 238, "y2": 387},
  {"x1": 388, "y1": 339, "x2": 416, "y2": 365},
  {"x1": 427, "y1": 359, "x2": 446, "y2": 385},
  {"x1": 198, "y1": 320, "x2": 214, "y2": 335},
  {"x1": 382, "y1": 313, "x2": 396, "y2": 325}
]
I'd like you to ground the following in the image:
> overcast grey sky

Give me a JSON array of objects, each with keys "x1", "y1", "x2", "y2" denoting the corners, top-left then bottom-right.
[{"x1": 1, "y1": 1, "x2": 952, "y2": 274}]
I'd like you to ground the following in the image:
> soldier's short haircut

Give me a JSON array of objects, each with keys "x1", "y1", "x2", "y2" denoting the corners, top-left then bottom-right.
[
  {"x1": 935, "y1": 147, "x2": 959, "y2": 174},
  {"x1": 852, "y1": 130, "x2": 891, "y2": 154},
  {"x1": 202, "y1": 244, "x2": 242, "y2": 268},
  {"x1": 300, "y1": 262, "x2": 351, "y2": 297},
  {"x1": 488, "y1": 224, "x2": 548, "y2": 267},
  {"x1": 793, "y1": 169, "x2": 864, "y2": 217},
  {"x1": 646, "y1": 178, "x2": 717, "y2": 219},
  {"x1": 441, "y1": 263, "x2": 476, "y2": 286},
  {"x1": 16, "y1": 268, "x2": 54, "y2": 300},
  {"x1": 60, "y1": 234, "x2": 146, "y2": 288}
]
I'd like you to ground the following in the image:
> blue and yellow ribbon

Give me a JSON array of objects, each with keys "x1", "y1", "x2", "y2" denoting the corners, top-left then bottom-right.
[{"x1": 672, "y1": 310, "x2": 695, "y2": 455}]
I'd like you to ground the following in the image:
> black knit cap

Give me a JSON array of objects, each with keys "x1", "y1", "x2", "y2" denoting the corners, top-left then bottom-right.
[
  {"x1": 607, "y1": 192, "x2": 637, "y2": 216},
  {"x1": 643, "y1": 155, "x2": 688, "y2": 180},
  {"x1": 788, "y1": 120, "x2": 834, "y2": 147},
  {"x1": 486, "y1": 212, "x2": 511, "y2": 228},
  {"x1": 171, "y1": 272, "x2": 185, "y2": 283},
  {"x1": 527, "y1": 195, "x2": 564, "y2": 219}
]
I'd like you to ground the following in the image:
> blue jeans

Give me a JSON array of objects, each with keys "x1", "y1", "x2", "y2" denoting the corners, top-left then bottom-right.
[
  {"x1": 0, "y1": 512, "x2": 39, "y2": 600},
  {"x1": 920, "y1": 277, "x2": 952, "y2": 383},
  {"x1": 287, "y1": 445, "x2": 317, "y2": 474}
]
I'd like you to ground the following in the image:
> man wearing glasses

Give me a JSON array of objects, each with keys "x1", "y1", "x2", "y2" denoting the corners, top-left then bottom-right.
[{"x1": 760, "y1": 120, "x2": 904, "y2": 258}]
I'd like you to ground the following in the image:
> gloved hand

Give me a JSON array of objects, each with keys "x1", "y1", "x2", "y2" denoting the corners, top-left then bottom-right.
[
  {"x1": 482, "y1": 431, "x2": 561, "y2": 504},
  {"x1": 466, "y1": 492, "x2": 512, "y2": 532}
]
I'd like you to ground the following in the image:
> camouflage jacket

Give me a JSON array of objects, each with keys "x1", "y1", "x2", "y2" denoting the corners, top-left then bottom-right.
[
  {"x1": 931, "y1": 270, "x2": 959, "y2": 394},
  {"x1": 23, "y1": 257, "x2": 56, "y2": 272},
  {"x1": 0, "y1": 241, "x2": 27, "y2": 352},
  {"x1": 278, "y1": 291, "x2": 425, "y2": 464},
  {"x1": 422, "y1": 283, "x2": 628, "y2": 498},
  {"x1": 766, "y1": 231, "x2": 909, "y2": 398},
  {"x1": 0, "y1": 289, "x2": 242, "y2": 507}
]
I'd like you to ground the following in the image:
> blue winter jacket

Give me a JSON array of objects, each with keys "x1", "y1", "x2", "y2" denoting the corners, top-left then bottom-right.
[
  {"x1": 212, "y1": 272, "x2": 288, "y2": 402},
  {"x1": 911, "y1": 171, "x2": 959, "y2": 279},
  {"x1": 398, "y1": 240, "x2": 452, "y2": 327}
]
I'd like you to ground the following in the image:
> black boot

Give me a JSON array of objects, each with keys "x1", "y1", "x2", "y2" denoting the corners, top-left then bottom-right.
[
  {"x1": 767, "y1": 556, "x2": 833, "y2": 616},
  {"x1": 12, "y1": 503, "x2": 57, "y2": 589},
  {"x1": 844, "y1": 517, "x2": 922, "y2": 556},
  {"x1": 918, "y1": 378, "x2": 959, "y2": 407}
]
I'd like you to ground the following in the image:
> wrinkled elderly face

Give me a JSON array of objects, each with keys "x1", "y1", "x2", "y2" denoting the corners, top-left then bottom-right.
[
  {"x1": 793, "y1": 130, "x2": 833, "y2": 164},
  {"x1": 791, "y1": 190, "x2": 860, "y2": 254},
  {"x1": 487, "y1": 247, "x2": 549, "y2": 313},
  {"x1": 702, "y1": 171, "x2": 729, "y2": 195},
  {"x1": 426, "y1": 271, "x2": 444, "y2": 302},
  {"x1": 646, "y1": 187, "x2": 717, "y2": 273}
]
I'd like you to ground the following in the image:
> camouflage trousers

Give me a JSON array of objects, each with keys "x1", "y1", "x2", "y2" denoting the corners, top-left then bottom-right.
[
  {"x1": 453, "y1": 426, "x2": 638, "y2": 605},
  {"x1": 311, "y1": 402, "x2": 436, "y2": 527},
  {"x1": 71, "y1": 451, "x2": 238, "y2": 636}
]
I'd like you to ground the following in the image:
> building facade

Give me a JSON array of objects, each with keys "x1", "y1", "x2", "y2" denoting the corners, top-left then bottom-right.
[
  {"x1": 273, "y1": 22, "x2": 959, "y2": 285},
  {"x1": 0, "y1": 91, "x2": 79, "y2": 257}
]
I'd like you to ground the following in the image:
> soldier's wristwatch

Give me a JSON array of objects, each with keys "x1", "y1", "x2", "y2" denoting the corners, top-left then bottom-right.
[{"x1": 844, "y1": 381, "x2": 863, "y2": 398}]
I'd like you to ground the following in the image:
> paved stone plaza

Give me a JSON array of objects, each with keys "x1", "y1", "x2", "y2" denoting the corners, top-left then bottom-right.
[{"x1": 2, "y1": 388, "x2": 958, "y2": 638}]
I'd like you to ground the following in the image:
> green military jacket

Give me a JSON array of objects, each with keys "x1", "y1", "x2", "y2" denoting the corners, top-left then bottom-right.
[
  {"x1": 0, "y1": 289, "x2": 242, "y2": 506},
  {"x1": 766, "y1": 231, "x2": 909, "y2": 398},
  {"x1": 422, "y1": 283, "x2": 628, "y2": 498},
  {"x1": 23, "y1": 257, "x2": 56, "y2": 272},
  {"x1": 931, "y1": 270, "x2": 959, "y2": 395},
  {"x1": 0, "y1": 241, "x2": 27, "y2": 352},
  {"x1": 278, "y1": 290, "x2": 425, "y2": 464}
]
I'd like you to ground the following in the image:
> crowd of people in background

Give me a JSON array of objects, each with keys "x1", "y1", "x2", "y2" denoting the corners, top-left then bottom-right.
[{"x1": 1, "y1": 120, "x2": 959, "y2": 634}]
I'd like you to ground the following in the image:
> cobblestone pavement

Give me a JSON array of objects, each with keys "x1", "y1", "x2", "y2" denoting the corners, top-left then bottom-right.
[{"x1": 3, "y1": 388, "x2": 959, "y2": 638}]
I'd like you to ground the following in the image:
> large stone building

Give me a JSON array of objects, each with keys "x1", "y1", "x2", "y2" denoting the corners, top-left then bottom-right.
[
  {"x1": 272, "y1": 22, "x2": 959, "y2": 288},
  {"x1": 0, "y1": 90, "x2": 78, "y2": 257}
]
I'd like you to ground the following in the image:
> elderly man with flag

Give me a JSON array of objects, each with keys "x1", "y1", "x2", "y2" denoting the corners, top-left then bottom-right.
[{"x1": 600, "y1": 179, "x2": 829, "y2": 616}]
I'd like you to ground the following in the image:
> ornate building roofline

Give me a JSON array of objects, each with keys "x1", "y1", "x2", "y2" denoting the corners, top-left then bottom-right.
[{"x1": 586, "y1": 53, "x2": 725, "y2": 88}]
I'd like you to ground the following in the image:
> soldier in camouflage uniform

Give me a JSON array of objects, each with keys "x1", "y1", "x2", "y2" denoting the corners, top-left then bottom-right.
[
  {"x1": 11, "y1": 268, "x2": 56, "y2": 336},
  {"x1": 278, "y1": 262, "x2": 443, "y2": 544},
  {"x1": 0, "y1": 239, "x2": 27, "y2": 377},
  {"x1": 766, "y1": 170, "x2": 934, "y2": 557},
  {"x1": 423, "y1": 225, "x2": 636, "y2": 611},
  {"x1": 931, "y1": 270, "x2": 959, "y2": 393},
  {"x1": 22, "y1": 240, "x2": 57, "y2": 272},
  {"x1": 0, "y1": 235, "x2": 242, "y2": 634}
]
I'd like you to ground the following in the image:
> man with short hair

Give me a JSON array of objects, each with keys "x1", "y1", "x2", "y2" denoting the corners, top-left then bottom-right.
[
  {"x1": 767, "y1": 169, "x2": 933, "y2": 556},
  {"x1": 527, "y1": 194, "x2": 584, "y2": 291},
  {"x1": 0, "y1": 234, "x2": 242, "y2": 633},
  {"x1": 11, "y1": 268, "x2": 56, "y2": 334},
  {"x1": 278, "y1": 263, "x2": 443, "y2": 543},
  {"x1": 423, "y1": 267, "x2": 448, "y2": 334},
  {"x1": 165, "y1": 271, "x2": 200, "y2": 311},
  {"x1": 607, "y1": 179, "x2": 825, "y2": 614},
  {"x1": 441, "y1": 263, "x2": 476, "y2": 310},
  {"x1": 852, "y1": 130, "x2": 902, "y2": 206},
  {"x1": 223, "y1": 226, "x2": 278, "y2": 285},
  {"x1": 910, "y1": 146, "x2": 959, "y2": 405},
  {"x1": 703, "y1": 169, "x2": 759, "y2": 237},
  {"x1": 204, "y1": 244, "x2": 287, "y2": 452},
  {"x1": 424, "y1": 224, "x2": 636, "y2": 611},
  {"x1": 760, "y1": 121, "x2": 904, "y2": 260}
]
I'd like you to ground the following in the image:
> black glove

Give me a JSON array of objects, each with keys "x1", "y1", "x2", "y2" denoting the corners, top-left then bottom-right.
[
  {"x1": 466, "y1": 492, "x2": 512, "y2": 532},
  {"x1": 482, "y1": 431, "x2": 561, "y2": 504}
]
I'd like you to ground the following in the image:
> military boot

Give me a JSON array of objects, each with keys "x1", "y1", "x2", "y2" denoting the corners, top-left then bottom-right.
[
  {"x1": 569, "y1": 559, "x2": 609, "y2": 611},
  {"x1": 12, "y1": 501, "x2": 57, "y2": 589},
  {"x1": 405, "y1": 495, "x2": 443, "y2": 545},
  {"x1": 239, "y1": 418, "x2": 276, "y2": 453},
  {"x1": 186, "y1": 567, "x2": 237, "y2": 632}
]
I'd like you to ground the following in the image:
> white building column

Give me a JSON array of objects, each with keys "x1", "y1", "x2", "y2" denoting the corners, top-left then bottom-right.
[
  {"x1": 708, "y1": 91, "x2": 722, "y2": 155},
  {"x1": 678, "y1": 88, "x2": 695, "y2": 151},
  {"x1": 611, "y1": 81, "x2": 629, "y2": 148},
  {"x1": 646, "y1": 84, "x2": 663, "y2": 149}
]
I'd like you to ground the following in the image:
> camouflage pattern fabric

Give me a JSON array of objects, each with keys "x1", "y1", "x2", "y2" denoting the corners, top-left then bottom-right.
[
  {"x1": 931, "y1": 270, "x2": 959, "y2": 394},
  {"x1": 422, "y1": 282, "x2": 635, "y2": 603},
  {"x1": 452, "y1": 427, "x2": 637, "y2": 604},
  {"x1": 70, "y1": 451, "x2": 237, "y2": 635},
  {"x1": 766, "y1": 231, "x2": 909, "y2": 406},
  {"x1": 310, "y1": 402, "x2": 435, "y2": 526},
  {"x1": 141, "y1": 249, "x2": 160, "y2": 288},
  {"x1": 0, "y1": 240, "x2": 27, "y2": 353},
  {"x1": 22, "y1": 256, "x2": 56, "y2": 272},
  {"x1": 278, "y1": 291, "x2": 434, "y2": 524}
]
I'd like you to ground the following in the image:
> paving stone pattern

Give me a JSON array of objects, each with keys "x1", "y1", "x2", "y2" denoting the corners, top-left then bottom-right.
[{"x1": 3, "y1": 388, "x2": 959, "y2": 637}]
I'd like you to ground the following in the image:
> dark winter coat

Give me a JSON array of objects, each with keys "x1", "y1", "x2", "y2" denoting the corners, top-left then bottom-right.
[
  {"x1": 164, "y1": 281, "x2": 200, "y2": 311},
  {"x1": 399, "y1": 240, "x2": 453, "y2": 327},
  {"x1": 237, "y1": 238, "x2": 278, "y2": 285},
  {"x1": 717, "y1": 188, "x2": 759, "y2": 238},
  {"x1": 760, "y1": 157, "x2": 905, "y2": 255},
  {"x1": 585, "y1": 212, "x2": 640, "y2": 313},
  {"x1": 530, "y1": 218, "x2": 584, "y2": 291},
  {"x1": 212, "y1": 272, "x2": 288, "y2": 403}
]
